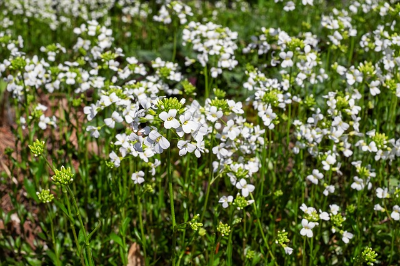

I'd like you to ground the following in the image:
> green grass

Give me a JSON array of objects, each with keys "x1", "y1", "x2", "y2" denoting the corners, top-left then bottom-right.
[{"x1": 0, "y1": 0, "x2": 399, "y2": 265}]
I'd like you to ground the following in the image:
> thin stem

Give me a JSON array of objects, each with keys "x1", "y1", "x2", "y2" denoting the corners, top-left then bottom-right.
[
  {"x1": 48, "y1": 205, "x2": 61, "y2": 266},
  {"x1": 209, "y1": 235, "x2": 221, "y2": 266},
  {"x1": 227, "y1": 206, "x2": 234, "y2": 265},
  {"x1": 65, "y1": 191, "x2": 86, "y2": 266},
  {"x1": 201, "y1": 123, "x2": 216, "y2": 222},
  {"x1": 204, "y1": 65, "x2": 209, "y2": 99},
  {"x1": 137, "y1": 190, "x2": 147, "y2": 265},
  {"x1": 172, "y1": 29, "x2": 178, "y2": 62},
  {"x1": 249, "y1": 193, "x2": 277, "y2": 265},
  {"x1": 309, "y1": 237, "x2": 313, "y2": 266},
  {"x1": 389, "y1": 226, "x2": 396, "y2": 265},
  {"x1": 286, "y1": 64, "x2": 294, "y2": 147},
  {"x1": 302, "y1": 237, "x2": 307, "y2": 266},
  {"x1": 167, "y1": 130, "x2": 177, "y2": 265},
  {"x1": 67, "y1": 186, "x2": 94, "y2": 266}
]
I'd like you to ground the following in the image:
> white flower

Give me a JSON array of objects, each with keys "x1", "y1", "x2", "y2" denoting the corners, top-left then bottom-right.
[
  {"x1": 283, "y1": 1, "x2": 295, "y2": 12},
  {"x1": 391, "y1": 205, "x2": 400, "y2": 221},
  {"x1": 132, "y1": 171, "x2": 145, "y2": 184},
  {"x1": 235, "y1": 179, "x2": 255, "y2": 197},
  {"x1": 146, "y1": 130, "x2": 170, "y2": 154},
  {"x1": 307, "y1": 169, "x2": 324, "y2": 184},
  {"x1": 177, "y1": 140, "x2": 196, "y2": 156},
  {"x1": 284, "y1": 246, "x2": 293, "y2": 255},
  {"x1": 319, "y1": 211, "x2": 330, "y2": 221},
  {"x1": 362, "y1": 141, "x2": 377, "y2": 152},
  {"x1": 86, "y1": 126, "x2": 100, "y2": 138},
  {"x1": 207, "y1": 106, "x2": 223, "y2": 122},
  {"x1": 342, "y1": 231, "x2": 354, "y2": 243},
  {"x1": 323, "y1": 185, "x2": 335, "y2": 196},
  {"x1": 219, "y1": 195, "x2": 233, "y2": 208},
  {"x1": 38, "y1": 115, "x2": 50, "y2": 130},
  {"x1": 84, "y1": 104, "x2": 98, "y2": 121},
  {"x1": 322, "y1": 155, "x2": 336, "y2": 171},
  {"x1": 109, "y1": 151, "x2": 120, "y2": 167},
  {"x1": 66, "y1": 72, "x2": 77, "y2": 85},
  {"x1": 279, "y1": 51, "x2": 293, "y2": 68},
  {"x1": 159, "y1": 109, "x2": 180, "y2": 129},
  {"x1": 210, "y1": 67, "x2": 222, "y2": 78},
  {"x1": 104, "y1": 111, "x2": 123, "y2": 129},
  {"x1": 332, "y1": 116, "x2": 349, "y2": 131},
  {"x1": 300, "y1": 219, "x2": 315, "y2": 238},
  {"x1": 329, "y1": 204, "x2": 340, "y2": 215},
  {"x1": 369, "y1": 80, "x2": 381, "y2": 96},
  {"x1": 376, "y1": 187, "x2": 389, "y2": 199},
  {"x1": 180, "y1": 112, "x2": 198, "y2": 133},
  {"x1": 300, "y1": 203, "x2": 316, "y2": 215},
  {"x1": 351, "y1": 176, "x2": 365, "y2": 191},
  {"x1": 374, "y1": 204, "x2": 385, "y2": 212}
]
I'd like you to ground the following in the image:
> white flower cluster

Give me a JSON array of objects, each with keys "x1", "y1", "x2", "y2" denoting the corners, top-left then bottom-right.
[
  {"x1": 182, "y1": 21, "x2": 238, "y2": 77},
  {"x1": 153, "y1": 1, "x2": 193, "y2": 25},
  {"x1": 1, "y1": 0, "x2": 115, "y2": 30},
  {"x1": 300, "y1": 204, "x2": 353, "y2": 243},
  {"x1": 321, "y1": 8, "x2": 357, "y2": 47}
]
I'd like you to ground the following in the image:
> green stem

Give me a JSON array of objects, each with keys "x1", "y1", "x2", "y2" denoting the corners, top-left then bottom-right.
[
  {"x1": 348, "y1": 37, "x2": 355, "y2": 65},
  {"x1": 167, "y1": 130, "x2": 177, "y2": 265},
  {"x1": 227, "y1": 206, "x2": 234, "y2": 265},
  {"x1": 172, "y1": 30, "x2": 178, "y2": 62},
  {"x1": 209, "y1": 235, "x2": 221, "y2": 266},
  {"x1": 65, "y1": 191, "x2": 86, "y2": 266},
  {"x1": 48, "y1": 205, "x2": 61, "y2": 266},
  {"x1": 309, "y1": 237, "x2": 313, "y2": 266},
  {"x1": 287, "y1": 65, "x2": 294, "y2": 147},
  {"x1": 249, "y1": 193, "x2": 277, "y2": 265},
  {"x1": 67, "y1": 186, "x2": 94, "y2": 266},
  {"x1": 201, "y1": 123, "x2": 216, "y2": 222},
  {"x1": 389, "y1": 226, "x2": 396, "y2": 265},
  {"x1": 302, "y1": 237, "x2": 307, "y2": 266},
  {"x1": 137, "y1": 190, "x2": 147, "y2": 265},
  {"x1": 258, "y1": 129, "x2": 268, "y2": 206},
  {"x1": 204, "y1": 65, "x2": 209, "y2": 99}
]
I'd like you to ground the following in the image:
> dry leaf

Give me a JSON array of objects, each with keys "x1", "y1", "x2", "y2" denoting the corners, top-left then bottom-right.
[{"x1": 127, "y1": 242, "x2": 144, "y2": 266}]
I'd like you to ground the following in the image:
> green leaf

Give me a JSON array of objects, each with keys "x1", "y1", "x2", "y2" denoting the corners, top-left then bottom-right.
[
  {"x1": 46, "y1": 249, "x2": 57, "y2": 264},
  {"x1": 26, "y1": 257, "x2": 42, "y2": 266},
  {"x1": 134, "y1": 228, "x2": 141, "y2": 242},
  {"x1": 54, "y1": 200, "x2": 73, "y2": 222},
  {"x1": 212, "y1": 257, "x2": 220, "y2": 266},
  {"x1": 23, "y1": 178, "x2": 38, "y2": 202},
  {"x1": 78, "y1": 229, "x2": 85, "y2": 245},
  {"x1": 149, "y1": 257, "x2": 161, "y2": 266},
  {"x1": 121, "y1": 217, "x2": 130, "y2": 234},
  {"x1": 87, "y1": 221, "x2": 102, "y2": 241},
  {"x1": 110, "y1": 232, "x2": 123, "y2": 247}
]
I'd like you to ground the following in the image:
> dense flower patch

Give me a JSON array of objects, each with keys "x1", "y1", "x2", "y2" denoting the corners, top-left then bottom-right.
[{"x1": 0, "y1": 0, "x2": 399, "y2": 265}]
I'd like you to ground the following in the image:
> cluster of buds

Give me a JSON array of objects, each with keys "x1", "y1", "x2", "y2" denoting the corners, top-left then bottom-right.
[
  {"x1": 52, "y1": 166, "x2": 74, "y2": 186},
  {"x1": 36, "y1": 189, "x2": 54, "y2": 203},
  {"x1": 217, "y1": 222, "x2": 231, "y2": 237},
  {"x1": 188, "y1": 214, "x2": 203, "y2": 231},
  {"x1": 29, "y1": 140, "x2": 45, "y2": 157}
]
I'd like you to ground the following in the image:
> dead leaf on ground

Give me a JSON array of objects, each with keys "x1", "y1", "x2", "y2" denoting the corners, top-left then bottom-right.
[{"x1": 127, "y1": 242, "x2": 145, "y2": 266}]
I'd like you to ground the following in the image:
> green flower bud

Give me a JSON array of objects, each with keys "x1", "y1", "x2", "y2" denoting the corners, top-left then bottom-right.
[
  {"x1": 29, "y1": 140, "x2": 45, "y2": 157},
  {"x1": 217, "y1": 222, "x2": 231, "y2": 237},
  {"x1": 188, "y1": 214, "x2": 203, "y2": 231},
  {"x1": 52, "y1": 166, "x2": 74, "y2": 186},
  {"x1": 36, "y1": 189, "x2": 54, "y2": 203}
]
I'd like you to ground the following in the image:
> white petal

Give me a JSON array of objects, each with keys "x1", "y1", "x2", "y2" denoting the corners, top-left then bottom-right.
[
  {"x1": 159, "y1": 111, "x2": 169, "y2": 121},
  {"x1": 159, "y1": 137, "x2": 170, "y2": 149}
]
